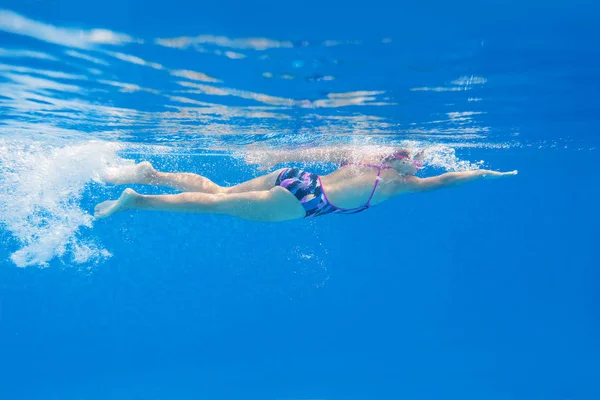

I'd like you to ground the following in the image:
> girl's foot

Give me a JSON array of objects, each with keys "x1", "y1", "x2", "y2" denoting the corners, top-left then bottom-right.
[
  {"x1": 101, "y1": 161, "x2": 157, "y2": 185},
  {"x1": 94, "y1": 188, "x2": 140, "y2": 218}
]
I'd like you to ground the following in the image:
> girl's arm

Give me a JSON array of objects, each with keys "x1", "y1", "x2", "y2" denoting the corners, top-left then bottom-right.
[
  {"x1": 400, "y1": 169, "x2": 518, "y2": 192},
  {"x1": 275, "y1": 147, "x2": 353, "y2": 163},
  {"x1": 244, "y1": 146, "x2": 357, "y2": 169}
]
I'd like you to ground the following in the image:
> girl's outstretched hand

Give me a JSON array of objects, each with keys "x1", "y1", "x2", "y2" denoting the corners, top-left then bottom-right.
[{"x1": 480, "y1": 170, "x2": 518, "y2": 179}]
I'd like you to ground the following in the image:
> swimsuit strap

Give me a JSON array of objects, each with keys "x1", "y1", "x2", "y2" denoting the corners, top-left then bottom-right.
[
  {"x1": 338, "y1": 162, "x2": 390, "y2": 208},
  {"x1": 316, "y1": 162, "x2": 390, "y2": 214},
  {"x1": 364, "y1": 166, "x2": 383, "y2": 208}
]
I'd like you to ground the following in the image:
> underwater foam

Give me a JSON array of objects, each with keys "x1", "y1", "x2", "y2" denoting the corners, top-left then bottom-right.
[{"x1": 0, "y1": 138, "x2": 131, "y2": 267}]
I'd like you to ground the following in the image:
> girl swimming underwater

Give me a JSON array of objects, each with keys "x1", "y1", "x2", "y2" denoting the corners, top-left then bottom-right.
[{"x1": 94, "y1": 147, "x2": 517, "y2": 221}]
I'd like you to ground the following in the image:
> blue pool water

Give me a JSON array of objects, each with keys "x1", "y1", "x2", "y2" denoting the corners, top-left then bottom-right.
[{"x1": 0, "y1": 0, "x2": 599, "y2": 399}]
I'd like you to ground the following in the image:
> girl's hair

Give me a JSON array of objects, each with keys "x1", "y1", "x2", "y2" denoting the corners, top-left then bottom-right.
[{"x1": 383, "y1": 148, "x2": 410, "y2": 162}]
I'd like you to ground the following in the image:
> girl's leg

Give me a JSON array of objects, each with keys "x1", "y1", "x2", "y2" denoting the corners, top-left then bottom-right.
[
  {"x1": 102, "y1": 161, "x2": 222, "y2": 192},
  {"x1": 225, "y1": 169, "x2": 285, "y2": 193},
  {"x1": 102, "y1": 162, "x2": 285, "y2": 194},
  {"x1": 94, "y1": 186, "x2": 305, "y2": 222}
]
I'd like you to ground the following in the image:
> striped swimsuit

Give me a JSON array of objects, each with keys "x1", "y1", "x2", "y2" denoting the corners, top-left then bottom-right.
[{"x1": 274, "y1": 164, "x2": 390, "y2": 218}]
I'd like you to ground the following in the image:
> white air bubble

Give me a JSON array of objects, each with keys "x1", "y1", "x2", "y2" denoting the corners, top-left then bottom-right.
[{"x1": 0, "y1": 138, "x2": 129, "y2": 267}]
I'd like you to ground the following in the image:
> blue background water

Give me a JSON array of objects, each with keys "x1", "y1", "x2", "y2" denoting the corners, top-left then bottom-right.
[{"x1": 1, "y1": 0, "x2": 599, "y2": 399}]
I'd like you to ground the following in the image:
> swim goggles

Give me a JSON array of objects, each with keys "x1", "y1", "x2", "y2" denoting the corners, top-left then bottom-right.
[{"x1": 393, "y1": 154, "x2": 423, "y2": 169}]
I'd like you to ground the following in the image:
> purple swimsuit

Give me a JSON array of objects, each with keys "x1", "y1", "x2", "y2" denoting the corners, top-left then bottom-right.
[{"x1": 275, "y1": 164, "x2": 390, "y2": 218}]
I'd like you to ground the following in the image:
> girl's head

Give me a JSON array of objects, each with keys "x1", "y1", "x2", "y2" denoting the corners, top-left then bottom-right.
[{"x1": 384, "y1": 149, "x2": 424, "y2": 175}]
